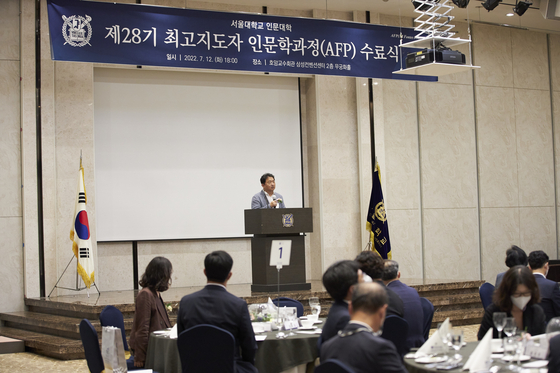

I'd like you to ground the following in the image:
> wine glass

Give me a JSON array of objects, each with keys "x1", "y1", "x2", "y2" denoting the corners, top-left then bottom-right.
[
  {"x1": 503, "y1": 317, "x2": 517, "y2": 338},
  {"x1": 449, "y1": 330, "x2": 464, "y2": 360},
  {"x1": 493, "y1": 312, "x2": 507, "y2": 340}
]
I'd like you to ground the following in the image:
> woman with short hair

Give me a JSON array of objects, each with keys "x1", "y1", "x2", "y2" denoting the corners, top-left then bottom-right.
[
  {"x1": 478, "y1": 265, "x2": 546, "y2": 339},
  {"x1": 129, "y1": 256, "x2": 173, "y2": 368}
]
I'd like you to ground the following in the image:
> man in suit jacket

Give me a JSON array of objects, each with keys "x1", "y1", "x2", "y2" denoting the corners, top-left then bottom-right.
[
  {"x1": 528, "y1": 250, "x2": 560, "y2": 322},
  {"x1": 549, "y1": 333, "x2": 560, "y2": 373},
  {"x1": 177, "y1": 251, "x2": 258, "y2": 373},
  {"x1": 355, "y1": 251, "x2": 404, "y2": 318},
  {"x1": 320, "y1": 260, "x2": 363, "y2": 343},
  {"x1": 383, "y1": 259, "x2": 425, "y2": 349},
  {"x1": 251, "y1": 173, "x2": 286, "y2": 209},
  {"x1": 321, "y1": 282, "x2": 408, "y2": 373}
]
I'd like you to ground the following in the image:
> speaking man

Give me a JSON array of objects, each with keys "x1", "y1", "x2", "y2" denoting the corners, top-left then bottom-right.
[
  {"x1": 251, "y1": 173, "x2": 286, "y2": 209},
  {"x1": 320, "y1": 282, "x2": 408, "y2": 373},
  {"x1": 177, "y1": 251, "x2": 258, "y2": 373}
]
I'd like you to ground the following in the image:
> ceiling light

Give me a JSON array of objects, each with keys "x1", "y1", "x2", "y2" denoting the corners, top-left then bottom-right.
[
  {"x1": 482, "y1": 0, "x2": 501, "y2": 11},
  {"x1": 513, "y1": 0, "x2": 532, "y2": 15}
]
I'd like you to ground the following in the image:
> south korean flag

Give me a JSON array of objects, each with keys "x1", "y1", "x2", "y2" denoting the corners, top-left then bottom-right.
[{"x1": 70, "y1": 165, "x2": 95, "y2": 288}]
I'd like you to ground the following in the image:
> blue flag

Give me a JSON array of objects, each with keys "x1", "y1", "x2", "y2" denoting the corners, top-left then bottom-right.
[{"x1": 366, "y1": 163, "x2": 391, "y2": 259}]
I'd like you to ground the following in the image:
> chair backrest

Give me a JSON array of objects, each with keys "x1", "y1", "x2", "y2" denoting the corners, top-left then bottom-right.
[
  {"x1": 314, "y1": 359, "x2": 356, "y2": 373},
  {"x1": 479, "y1": 283, "x2": 495, "y2": 310},
  {"x1": 99, "y1": 305, "x2": 129, "y2": 351},
  {"x1": 381, "y1": 315, "x2": 410, "y2": 357},
  {"x1": 272, "y1": 297, "x2": 304, "y2": 317},
  {"x1": 177, "y1": 324, "x2": 235, "y2": 373},
  {"x1": 420, "y1": 297, "x2": 434, "y2": 342},
  {"x1": 79, "y1": 319, "x2": 105, "y2": 373}
]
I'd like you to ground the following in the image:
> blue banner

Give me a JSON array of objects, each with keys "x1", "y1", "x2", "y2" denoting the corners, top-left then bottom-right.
[{"x1": 47, "y1": 0, "x2": 435, "y2": 81}]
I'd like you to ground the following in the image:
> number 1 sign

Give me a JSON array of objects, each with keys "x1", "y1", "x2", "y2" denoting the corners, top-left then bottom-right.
[{"x1": 269, "y1": 240, "x2": 292, "y2": 267}]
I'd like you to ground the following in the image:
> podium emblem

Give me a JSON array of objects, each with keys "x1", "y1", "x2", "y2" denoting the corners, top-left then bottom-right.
[{"x1": 282, "y1": 214, "x2": 294, "y2": 228}]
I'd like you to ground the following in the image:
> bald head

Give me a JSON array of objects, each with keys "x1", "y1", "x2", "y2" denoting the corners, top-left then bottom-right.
[{"x1": 351, "y1": 282, "x2": 388, "y2": 314}]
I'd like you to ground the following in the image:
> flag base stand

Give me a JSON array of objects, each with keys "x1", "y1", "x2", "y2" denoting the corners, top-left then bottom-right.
[{"x1": 48, "y1": 255, "x2": 100, "y2": 298}]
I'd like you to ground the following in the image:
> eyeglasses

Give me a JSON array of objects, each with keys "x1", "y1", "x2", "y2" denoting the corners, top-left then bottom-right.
[{"x1": 512, "y1": 292, "x2": 531, "y2": 298}]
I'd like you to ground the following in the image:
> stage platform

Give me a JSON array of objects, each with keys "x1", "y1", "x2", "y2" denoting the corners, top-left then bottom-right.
[{"x1": 0, "y1": 280, "x2": 485, "y2": 360}]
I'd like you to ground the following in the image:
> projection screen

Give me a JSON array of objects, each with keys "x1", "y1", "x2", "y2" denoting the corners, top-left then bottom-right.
[{"x1": 94, "y1": 68, "x2": 303, "y2": 241}]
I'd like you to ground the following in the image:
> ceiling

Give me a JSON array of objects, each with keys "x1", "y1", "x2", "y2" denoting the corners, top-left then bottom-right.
[{"x1": 191, "y1": 0, "x2": 560, "y2": 33}]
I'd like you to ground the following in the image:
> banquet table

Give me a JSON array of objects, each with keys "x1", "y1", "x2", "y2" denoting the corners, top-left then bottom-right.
[
  {"x1": 144, "y1": 327, "x2": 320, "y2": 373},
  {"x1": 404, "y1": 342, "x2": 546, "y2": 373}
]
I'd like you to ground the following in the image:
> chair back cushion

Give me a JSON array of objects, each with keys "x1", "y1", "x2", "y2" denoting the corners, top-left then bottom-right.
[
  {"x1": 99, "y1": 305, "x2": 129, "y2": 351},
  {"x1": 381, "y1": 315, "x2": 410, "y2": 356},
  {"x1": 420, "y1": 297, "x2": 434, "y2": 342},
  {"x1": 177, "y1": 324, "x2": 235, "y2": 373},
  {"x1": 315, "y1": 359, "x2": 356, "y2": 373},
  {"x1": 79, "y1": 319, "x2": 105, "y2": 373},
  {"x1": 271, "y1": 297, "x2": 304, "y2": 317},
  {"x1": 479, "y1": 283, "x2": 495, "y2": 310}
]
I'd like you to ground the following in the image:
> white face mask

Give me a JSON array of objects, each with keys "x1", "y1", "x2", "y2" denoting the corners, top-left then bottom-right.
[{"x1": 511, "y1": 295, "x2": 531, "y2": 311}]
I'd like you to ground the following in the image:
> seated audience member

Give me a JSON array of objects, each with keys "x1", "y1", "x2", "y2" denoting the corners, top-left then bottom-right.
[
  {"x1": 177, "y1": 251, "x2": 258, "y2": 373},
  {"x1": 129, "y1": 256, "x2": 173, "y2": 368},
  {"x1": 321, "y1": 282, "x2": 408, "y2": 373},
  {"x1": 321, "y1": 260, "x2": 363, "y2": 343},
  {"x1": 496, "y1": 245, "x2": 527, "y2": 288},
  {"x1": 549, "y1": 334, "x2": 560, "y2": 373},
  {"x1": 528, "y1": 250, "x2": 560, "y2": 322},
  {"x1": 383, "y1": 259, "x2": 425, "y2": 348},
  {"x1": 355, "y1": 251, "x2": 404, "y2": 318},
  {"x1": 478, "y1": 265, "x2": 546, "y2": 340}
]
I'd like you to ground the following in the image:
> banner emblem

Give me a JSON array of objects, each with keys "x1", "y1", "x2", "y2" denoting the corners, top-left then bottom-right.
[
  {"x1": 375, "y1": 201, "x2": 387, "y2": 222},
  {"x1": 62, "y1": 14, "x2": 92, "y2": 47}
]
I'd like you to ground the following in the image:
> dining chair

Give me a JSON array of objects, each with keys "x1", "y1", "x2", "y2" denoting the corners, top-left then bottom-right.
[
  {"x1": 79, "y1": 319, "x2": 105, "y2": 373},
  {"x1": 271, "y1": 297, "x2": 304, "y2": 317},
  {"x1": 381, "y1": 315, "x2": 410, "y2": 357},
  {"x1": 479, "y1": 282, "x2": 495, "y2": 310},
  {"x1": 420, "y1": 297, "x2": 434, "y2": 342},
  {"x1": 177, "y1": 324, "x2": 235, "y2": 373},
  {"x1": 99, "y1": 305, "x2": 136, "y2": 370},
  {"x1": 314, "y1": 359, "x2": 356, "y2": 373}
]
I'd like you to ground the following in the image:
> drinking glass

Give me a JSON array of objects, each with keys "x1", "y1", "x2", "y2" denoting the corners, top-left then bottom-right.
[
  {"x1": 503, "y1": 317, "x2": 517, "y2": 338},
  {"x1": 309, "y1": 297, "x2": 321, "y2": 318},
  {"x1": 493, "y1": 312, "x2": 507, "y2": 340},
  {"x1": 449, "y1": 330, "x2": 463, "y2": 351}
]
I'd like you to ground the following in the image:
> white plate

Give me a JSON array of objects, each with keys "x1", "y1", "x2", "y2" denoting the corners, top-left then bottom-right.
[
  {"x1": 313, "y1": 320, "x2": 323, "y2": 324},
  {"x1": 501, "y1": 355, "x2": 531, "y2": 362},
  {"x1": 152, "y1": 330, "x2": 169, "y2": 335},
  {"x1": 415, "y1": 356, "x2": 448, "y2": 364},
  {"x1": 298, "y1": 326, "x2": 317, "y2": 330},
  {"x1": 491, "y1": 347, "x2": 505, "y2": 353},
  {"x1": 523, "y1": 360, "x2": 548, "y2": 368}
]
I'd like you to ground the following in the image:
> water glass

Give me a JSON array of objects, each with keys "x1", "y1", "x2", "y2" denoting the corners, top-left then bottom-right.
[
  {"x1": 503, "y1": 317, "x2": 517, "y2": 338},
  {"x1": 493, "y1": 312, "x2": 507, "y2": 339},
  {"x1": 503, "y1": 337, "x2": 516, "y2": 359},
  {"x1": 309, "y1": 297, "x2": 321, "y2": 317}
]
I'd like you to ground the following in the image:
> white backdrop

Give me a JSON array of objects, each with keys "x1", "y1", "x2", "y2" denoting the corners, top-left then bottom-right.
[{"x1": 94, "y1": 68, "x2": 303, "y2": 241}]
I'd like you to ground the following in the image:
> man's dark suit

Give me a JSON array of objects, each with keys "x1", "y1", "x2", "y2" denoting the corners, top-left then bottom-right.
[
  {"x1": 321, "y1": 322, "x2": 409, "y2": 373},
  {"x1": 387, "y1": 279, "x2": 425, "y2": 348},
  {"x1": 320, "y1": 300, "x2": 350, "y2": 343},
  {"x1": 549, "y1": 334, "x2": 560, "y2": 373},
  {"x1": 177, "y1": 284, "x2": 258, "y2": 373},
  {"x1": 534, "y1": 273, "x2": 560, "y2": 322},
  {"x1": 384, "y1": 284, "x2": 405, "y2": 318}
]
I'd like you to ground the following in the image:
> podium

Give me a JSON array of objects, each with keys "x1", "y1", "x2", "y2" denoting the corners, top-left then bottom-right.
[{"x1": 244, "y1": 208, "x2": 313, "y2": 292}]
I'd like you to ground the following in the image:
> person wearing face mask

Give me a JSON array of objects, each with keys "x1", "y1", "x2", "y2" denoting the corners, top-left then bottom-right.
[
  {"x1": 477, "y1": 265, "x2": 546, "y2": 340},
  {"x1": 528, "y1": 250, "x2": 560, "y2": 322},
  {"x1": 320, "y1": 282, "x2": 408, "y2": 373}
]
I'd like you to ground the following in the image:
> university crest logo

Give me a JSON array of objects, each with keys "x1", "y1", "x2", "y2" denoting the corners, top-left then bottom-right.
[{"x1": 62, "y1": 14, "x2": 92, "y2": 47}]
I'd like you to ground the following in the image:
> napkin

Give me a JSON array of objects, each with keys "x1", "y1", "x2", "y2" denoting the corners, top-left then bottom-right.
[
  {"x1": 414, "y1": 317, "x2": 451, "y2": 357},
  {"x1": 463, "y1": 328, "x2": 493, "y2": 372},
  {"x1": 169, "y1": 324, "x2": 178, "y2": 339}
]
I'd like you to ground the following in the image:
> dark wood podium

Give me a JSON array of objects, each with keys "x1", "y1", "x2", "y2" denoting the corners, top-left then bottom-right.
[{"x1": 244, "y1": 208, "x2": 313, "y2": 292}]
